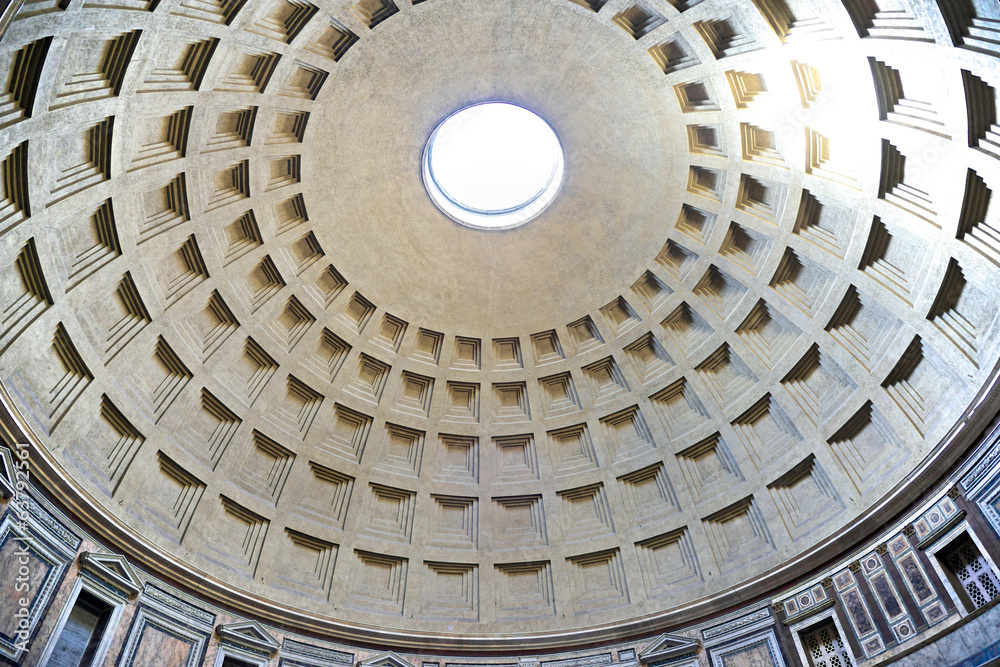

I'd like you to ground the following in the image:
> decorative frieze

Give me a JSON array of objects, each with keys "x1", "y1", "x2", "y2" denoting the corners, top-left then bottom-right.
[
  {"x1": 779, "y1": 583, "x2": 834, "y2": 624},
  {"x1": 913, "y1": 496, "x2": 965, "y2": 548},
  {"x1": 885, "y1": 533, "x2": 950, "y2": 627},
  {"x1": 832, "y1": 567, "x2": 884, "y2": 658}
]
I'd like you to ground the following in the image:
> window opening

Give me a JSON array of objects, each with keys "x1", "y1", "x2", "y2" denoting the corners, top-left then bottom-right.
[
  {"x1": 803, "y1": 621, "x2": 853, "y2": 667},
  {"x1": 941, "y1": 534, "x2": 1000, "y2": 609},
  {"x1": 221, "y1": 657, "x2": 258, "y2": 667},
  {"x1": 422, "y1": 102, "x2": 564, "y2": 230},
  {"x1": 47, "y1": 590, "x2": 115, "y2": 667}
]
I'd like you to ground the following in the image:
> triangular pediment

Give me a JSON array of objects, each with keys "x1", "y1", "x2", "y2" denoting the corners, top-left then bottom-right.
[
  {"x1": 361, "y1": 651, "x2": 414, "y2": 667},
  {"x1": 639, "y1": 633, "x2": 701, "y2": 663},
  {"x1": 217, "y1": 620, "x2": 280, "y2": 654},
  {"x1": 0, "y1": 446, "x2": 18, "y2": 498},
  {"x1": 78, "y1": 552, "x2": 142, "y2": 597}
]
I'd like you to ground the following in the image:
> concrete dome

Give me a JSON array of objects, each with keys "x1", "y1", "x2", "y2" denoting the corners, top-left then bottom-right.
[{"x1": 2, "y1": 0, "x2": 1000, "y2": 653}]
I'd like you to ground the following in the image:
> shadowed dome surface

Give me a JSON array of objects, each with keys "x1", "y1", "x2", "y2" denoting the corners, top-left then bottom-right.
[{"x1": 2, "y1": 0, "x2": 1000, "y2": 651}]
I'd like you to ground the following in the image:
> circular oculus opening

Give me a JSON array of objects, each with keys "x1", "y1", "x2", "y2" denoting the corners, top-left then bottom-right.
[{"x1": 423, "y1": 102, "x2": 565, "y2": 230}]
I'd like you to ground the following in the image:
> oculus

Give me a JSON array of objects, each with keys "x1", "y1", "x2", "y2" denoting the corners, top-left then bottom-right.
[{"x1": 422, "y1": 102, "x2": 565, "y2": 230}]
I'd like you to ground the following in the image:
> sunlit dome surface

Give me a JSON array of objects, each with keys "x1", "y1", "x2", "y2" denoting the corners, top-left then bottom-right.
[{"x1": 423, "y1": 102, "x2": 565, "y2": 229}]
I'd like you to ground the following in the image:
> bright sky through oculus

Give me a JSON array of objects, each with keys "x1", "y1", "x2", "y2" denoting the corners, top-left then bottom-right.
[{"x1": 423, "y1": 102, "x2": 565, "y2": 229}]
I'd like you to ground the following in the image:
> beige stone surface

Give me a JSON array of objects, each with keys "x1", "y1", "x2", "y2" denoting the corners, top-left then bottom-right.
[{"x1": 2, "y1": 0, "x2": 1000, "y2": 644}]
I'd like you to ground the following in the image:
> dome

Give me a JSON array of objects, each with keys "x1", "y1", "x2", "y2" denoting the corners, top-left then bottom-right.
[{"x1": 2, "y1": 0, "x2": 1000, "y2": 655}]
